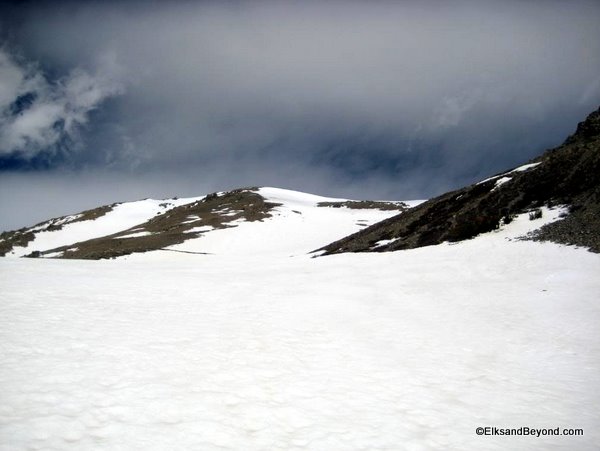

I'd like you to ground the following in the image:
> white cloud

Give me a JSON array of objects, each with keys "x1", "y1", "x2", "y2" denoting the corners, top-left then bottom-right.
[
  {"x1": 0, "y1": 47, "x2": 123, "y2": 157},
  {"x1": 3, "y1": 103, "x2": 63, "y2": 152},
  {"x1": 0, "y1": 48, "x2": 43, "y2": 110}
]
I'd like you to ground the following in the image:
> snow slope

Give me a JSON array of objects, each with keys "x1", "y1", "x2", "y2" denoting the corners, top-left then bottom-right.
[
  {"x1": 146, "y1": 187, "x2": 417, "y2": 258},
  {"x1": 1, "y1": 206, "x2": 599, "y2": 450},
  {"x1": 6, "y1": 196, "x2": 203, "y2": 257},
  {"x1": 2, "y1": 188, "x2": 413, "y2": 259}
]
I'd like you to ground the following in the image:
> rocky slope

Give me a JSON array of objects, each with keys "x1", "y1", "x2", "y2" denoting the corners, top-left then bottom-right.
[
  {"x1": 0, "y1": 188, "x2": 408, "y2": 260},
  {"x1": 318, "y1": 106, "x2": 600, "y2": 255}
]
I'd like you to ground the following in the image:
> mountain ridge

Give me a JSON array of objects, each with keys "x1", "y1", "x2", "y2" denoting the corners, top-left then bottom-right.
[
  {"x1": 2, "y1": 106, "x2": 598, "y2": 259},
  {"x1": 0, "y1": 187, "x2": 409, "y2": 259},
  {"x1": 317, "y1": 106, "x2": 600, "y2": 255}
]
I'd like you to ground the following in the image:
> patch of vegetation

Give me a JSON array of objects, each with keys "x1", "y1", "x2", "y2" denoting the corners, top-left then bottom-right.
[
  {"x1": 529, "y1": 209, "x2": 543, "y2": 220},
  {"x1": 502, "y1": 214, "x2": 514, "y2": 225}
]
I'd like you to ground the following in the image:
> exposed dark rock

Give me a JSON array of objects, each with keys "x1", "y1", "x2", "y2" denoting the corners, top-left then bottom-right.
[
  {"x1": 318, "y1": 106, "x2": 600, "y2": 255},
  {"x1": 317, "y1": 200, "x2": 409, "y2": 211},
  {"x1": 530, "y1": 193, "x2": 600, "y2": 252},
  {"x1": 0, "y1": 229, "x2": 35, "y2": 256}
]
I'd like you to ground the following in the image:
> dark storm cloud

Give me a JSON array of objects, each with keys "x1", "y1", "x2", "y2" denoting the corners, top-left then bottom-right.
[{"x1": 1, "y1": 0, "x2": 600, "y2": 230}]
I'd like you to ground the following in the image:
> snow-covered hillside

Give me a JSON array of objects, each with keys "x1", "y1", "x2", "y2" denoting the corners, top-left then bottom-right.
[
  {"x1": 2, "y1": 196, "x2": 204, "y2": 258},
  {"x1": 1, "y1": 188, "x2": 413, "y2": 259},
  {"x1": 131, "y1": 187, "x2": 419, "y2": 258},
  {"x1": 1, "y1": 203, "x2": 599, "y2": 450}
]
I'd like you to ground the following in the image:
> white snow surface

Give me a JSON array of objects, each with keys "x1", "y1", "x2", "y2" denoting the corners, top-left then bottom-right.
[
  {"x1": 511, "y1": 162, "x2": 542, "y2": 173},
  {"x1": 113, "y1": 231, "x2": 154, "y2": 239},
  {"x1": 492, "y1": 176, "x2": 513, "y2": 190},
  {"x1": 185, "y1": 226, "x2": 214, "y2": 234},
  {"x1": 478, "y1": 162, "x2": 541, "y2": 185},
  {"x1": 152, "y1": 187, "x2": 412, "y2": 258},
  {"x1": 373, "y1": 238, "x2": 397, "y2": 248},
  {"x1": 1, "y1": 195, "x2": 599, "y2": 450},
  {"x1": 6, "y1": 197, "x2": 203, "y2": 257}
]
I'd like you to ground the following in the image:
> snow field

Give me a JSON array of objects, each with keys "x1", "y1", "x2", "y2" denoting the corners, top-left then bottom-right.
[
  {"x1": 1, "y1": 212, "x2": 599, "y2": 450},
  {"x1": 0, "y1": 195, "x2": 597, "y2": 450}
]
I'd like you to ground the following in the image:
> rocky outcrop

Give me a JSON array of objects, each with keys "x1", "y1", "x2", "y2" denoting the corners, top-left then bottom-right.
[{"x1": 318, "y1": 106, "x2": 600, "y2": 255}]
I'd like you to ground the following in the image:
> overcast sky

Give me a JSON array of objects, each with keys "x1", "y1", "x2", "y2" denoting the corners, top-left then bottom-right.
[{"x1": 1, "y1": 0, "x2": 599, "y2": 231}]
